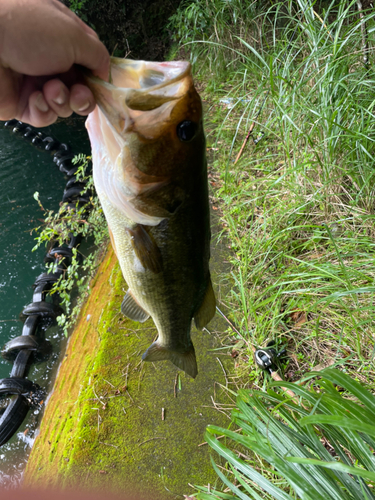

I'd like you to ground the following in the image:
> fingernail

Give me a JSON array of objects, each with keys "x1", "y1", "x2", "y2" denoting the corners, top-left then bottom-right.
[
  {"x1": 35, "y1": 93, "x2": 49, "y2": 113},
  {"x1": 78, "y1": 101, "x2": 91, "y2": 112},
  {"x1": 53, "y1": 91, "x2": 66, "y2": 106}
]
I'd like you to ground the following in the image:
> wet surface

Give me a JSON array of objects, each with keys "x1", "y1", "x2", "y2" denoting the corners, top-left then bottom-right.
[{"x1": 0, "y1": 116, "x2": 90, "y2": 486}]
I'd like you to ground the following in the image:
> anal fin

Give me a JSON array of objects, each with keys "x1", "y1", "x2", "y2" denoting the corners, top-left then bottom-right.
[
  {"x1": 142, "y1": 342, "x2": 198, "y2": 379},
  {"x1": 194, "y1": 276, "x2": 216, "y2": 330},
  {"x1": 126, "y1": 224, "x2": 163, "y2": 274},
  {"x1": 121, "y1": 290, "x2": 150, "y2": 323}
]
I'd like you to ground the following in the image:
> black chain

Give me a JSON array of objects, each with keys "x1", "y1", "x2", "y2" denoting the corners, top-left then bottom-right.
[{"x1": 0, "y1": 119, "x2": 92, "y2": 446}]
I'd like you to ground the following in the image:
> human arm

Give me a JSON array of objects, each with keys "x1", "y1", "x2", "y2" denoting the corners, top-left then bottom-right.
[{"x1": 0, "y1": 0, "x2": 110, "y2": 127}]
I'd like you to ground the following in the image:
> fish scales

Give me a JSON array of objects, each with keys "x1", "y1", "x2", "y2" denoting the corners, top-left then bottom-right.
[{"x1": 85, "y1": 58, "x2": 216, "y2": 378}]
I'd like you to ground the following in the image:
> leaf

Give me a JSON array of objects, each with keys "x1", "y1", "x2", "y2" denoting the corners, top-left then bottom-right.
[
  {"x1": 288, "y1": 309, "x2": 307, "y2": 327},
  {"x1": 319, "y1": 369, "x2": 375, "y2": 418},
  {"x1": 313, "y1": 358, "x2": 335, "y2": 372},
  {"x1": 299, "y1": 414, "x2": 375, "y2": 438},
  {"x1": 204, "y1": 430, "x2": 294, "y2": 500},
  {"x1": 286, "y1": 456, "x2": 375, "y2": 482}
]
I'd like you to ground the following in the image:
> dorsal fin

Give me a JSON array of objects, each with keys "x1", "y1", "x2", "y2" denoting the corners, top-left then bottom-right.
[{"x1": 194, "y1": 277, "x2": 216, "y2": 330}]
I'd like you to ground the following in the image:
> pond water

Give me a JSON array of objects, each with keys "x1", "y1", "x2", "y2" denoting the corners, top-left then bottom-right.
[{"x1": 0, "y1": 116, "x2": 90, "y2": 486}]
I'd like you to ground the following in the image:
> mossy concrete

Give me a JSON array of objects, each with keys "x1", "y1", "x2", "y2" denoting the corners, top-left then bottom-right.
[{"x1": 23, "y1": 245, "x2": 231, "y2": 498}]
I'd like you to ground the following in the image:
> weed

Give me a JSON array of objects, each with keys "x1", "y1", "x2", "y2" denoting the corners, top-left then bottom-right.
[{"x1": 32, "y1": 155, "x2": 108, "y2": 336}]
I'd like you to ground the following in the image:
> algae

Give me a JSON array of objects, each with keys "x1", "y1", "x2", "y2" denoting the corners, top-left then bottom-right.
[{"x1": 24, "y1": 245, "x2": 232, "y2": 499}]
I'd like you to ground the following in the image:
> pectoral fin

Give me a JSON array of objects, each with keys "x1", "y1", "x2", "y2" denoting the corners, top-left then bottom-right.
[
  {"x1": 126, "y1": 224, "x2": 163, "y2": 274},
  {"x1": 131, "y1": 197, "x2": 174, "y2": 219},
  {"x1": 194, "y1": 277, "x2": 216, "y2": 330},
  {"x1": 131, "y1": 184, "x2": 185, "y2": 217},
  {"x1": 142, "y1": 342, "x2": 198, "y2": 379},
  {"x1": 121, "y1": 290, "x2": 150, "y2": 322}
]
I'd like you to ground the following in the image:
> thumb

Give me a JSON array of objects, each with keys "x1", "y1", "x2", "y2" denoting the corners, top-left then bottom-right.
[
  {"x1": 71, "y1": 27, "x2": 110, "y2": 81},
  {"x1": 53, "y1": 1, "x2": 110, "y2": 81}
]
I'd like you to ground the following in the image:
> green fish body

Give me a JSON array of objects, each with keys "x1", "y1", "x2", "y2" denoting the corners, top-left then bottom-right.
[{"x1": 85, "y1": 58, "x2": 216, "y2": 378}]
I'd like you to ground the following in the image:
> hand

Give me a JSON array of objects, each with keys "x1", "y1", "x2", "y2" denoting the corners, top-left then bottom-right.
[{"x1": 0, "y1": 0, "x2": 110, "y2": 127}]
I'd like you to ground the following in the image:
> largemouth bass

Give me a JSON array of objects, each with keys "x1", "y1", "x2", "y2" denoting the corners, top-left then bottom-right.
[{"x1": 85, "y1": 58, "x2": 216, "y2": 378}]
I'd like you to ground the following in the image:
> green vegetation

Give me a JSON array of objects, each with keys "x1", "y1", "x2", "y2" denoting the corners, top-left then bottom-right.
[
  {"x1": 32, "y1": 155, "x2": 108, "y2": 336},
  {"x1": 168, "y1": 0, "x2": 375, "y2": 497},
  {"x1": 64, "y1": 0, "x2": 183, "y2": 60},
  {"x1": 198, "y1": 369, "x2": 375, "y2": 500},
  {"x1": 170, "y1": 0, "x2": 375, "y2": 381}
]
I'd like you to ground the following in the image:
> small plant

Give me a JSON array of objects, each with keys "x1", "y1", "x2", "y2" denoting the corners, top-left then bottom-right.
[
  {"x1": 198, "y1": 368, "x2": 375, "y2": 500},
  {"x1": 32, "y1": 155, "x2": 108, "y2": 336},
  {"x1": 68, "y1": 0, "x2": 88, "y2": 20}
]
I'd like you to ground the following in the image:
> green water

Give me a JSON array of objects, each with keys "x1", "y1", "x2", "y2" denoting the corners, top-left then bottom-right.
[{"x1": 0, "y1": 116, "x2": 90, "y2": 485}]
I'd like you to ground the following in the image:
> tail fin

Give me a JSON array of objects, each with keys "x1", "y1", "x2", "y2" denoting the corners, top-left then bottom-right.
[{"x1": 142, "y1": 342, "x2": 198, "y2": 379}]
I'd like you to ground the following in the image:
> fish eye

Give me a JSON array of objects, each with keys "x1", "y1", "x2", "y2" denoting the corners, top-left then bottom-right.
[{"x1": 176, "y1": 121, "x2": 197, "y2": 142}]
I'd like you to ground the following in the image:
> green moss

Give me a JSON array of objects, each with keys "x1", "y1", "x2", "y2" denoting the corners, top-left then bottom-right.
[
  {"x1": 80, "y1": 324, "x2": 90, "y2": 345},
  {"x1": 25, "y1": 249, "x2": 231, "y2": 497}
]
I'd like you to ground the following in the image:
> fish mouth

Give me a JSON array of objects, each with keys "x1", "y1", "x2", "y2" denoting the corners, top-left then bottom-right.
[
  {"x1": 110, "y1": 58, "x2": 191, "y2": 95},
  {"x1": 83, "y1": 58, "x2": 194, "y2": 139}
]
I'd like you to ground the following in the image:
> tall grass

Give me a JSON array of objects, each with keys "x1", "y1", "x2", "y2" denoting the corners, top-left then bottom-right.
[
  {"x1": 169, "y1": 1, "x2": 375, "y2": 497},
  {"x1": 170, "y1": 0, "x2": 375, "y2": 378}
]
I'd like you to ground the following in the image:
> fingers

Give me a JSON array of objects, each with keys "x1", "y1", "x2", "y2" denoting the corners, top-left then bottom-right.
[
  {"x1": 1, "y1": 0, "x2": 110, "y2": 79},
  {"x1": 1, "y1": 70, "x2": 97, "y2": 127},
  {"x1": 73, "y1": 35, "x2": 110, "y2": 81},
  {"x1": 22, "y1": 91, "x2": 57, "y2": 128},
  {"x1": 43, "y1": 79, "x2": 73, "y2": 118},
  {"x1": 69, "y1": 83, "x2": 96, "y2": 115},
  {"x1": 0, "y1": 71, "x2": 57, "y2": 126},
  {"x1": 0, "y1": 0, "x2": 110, "y2": 126},
  {"x1": 51, "y1": 0, "x2": 110, "y2": 80},
  {"x1": 68, "y1": 22, "x2": 110, "y2": 81},
  {"x1": 52, "y1": 0, "x2": 110, "y2": 80},
  {"x1": 43, "y1": 78, "x2": 73, "y2": 118},
  {"x1": 19, "y1": 80, "x2": 96, "y2": 127},
  {"x1": 43, "y1": 80, "x2": 96, "y2": 116}
]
